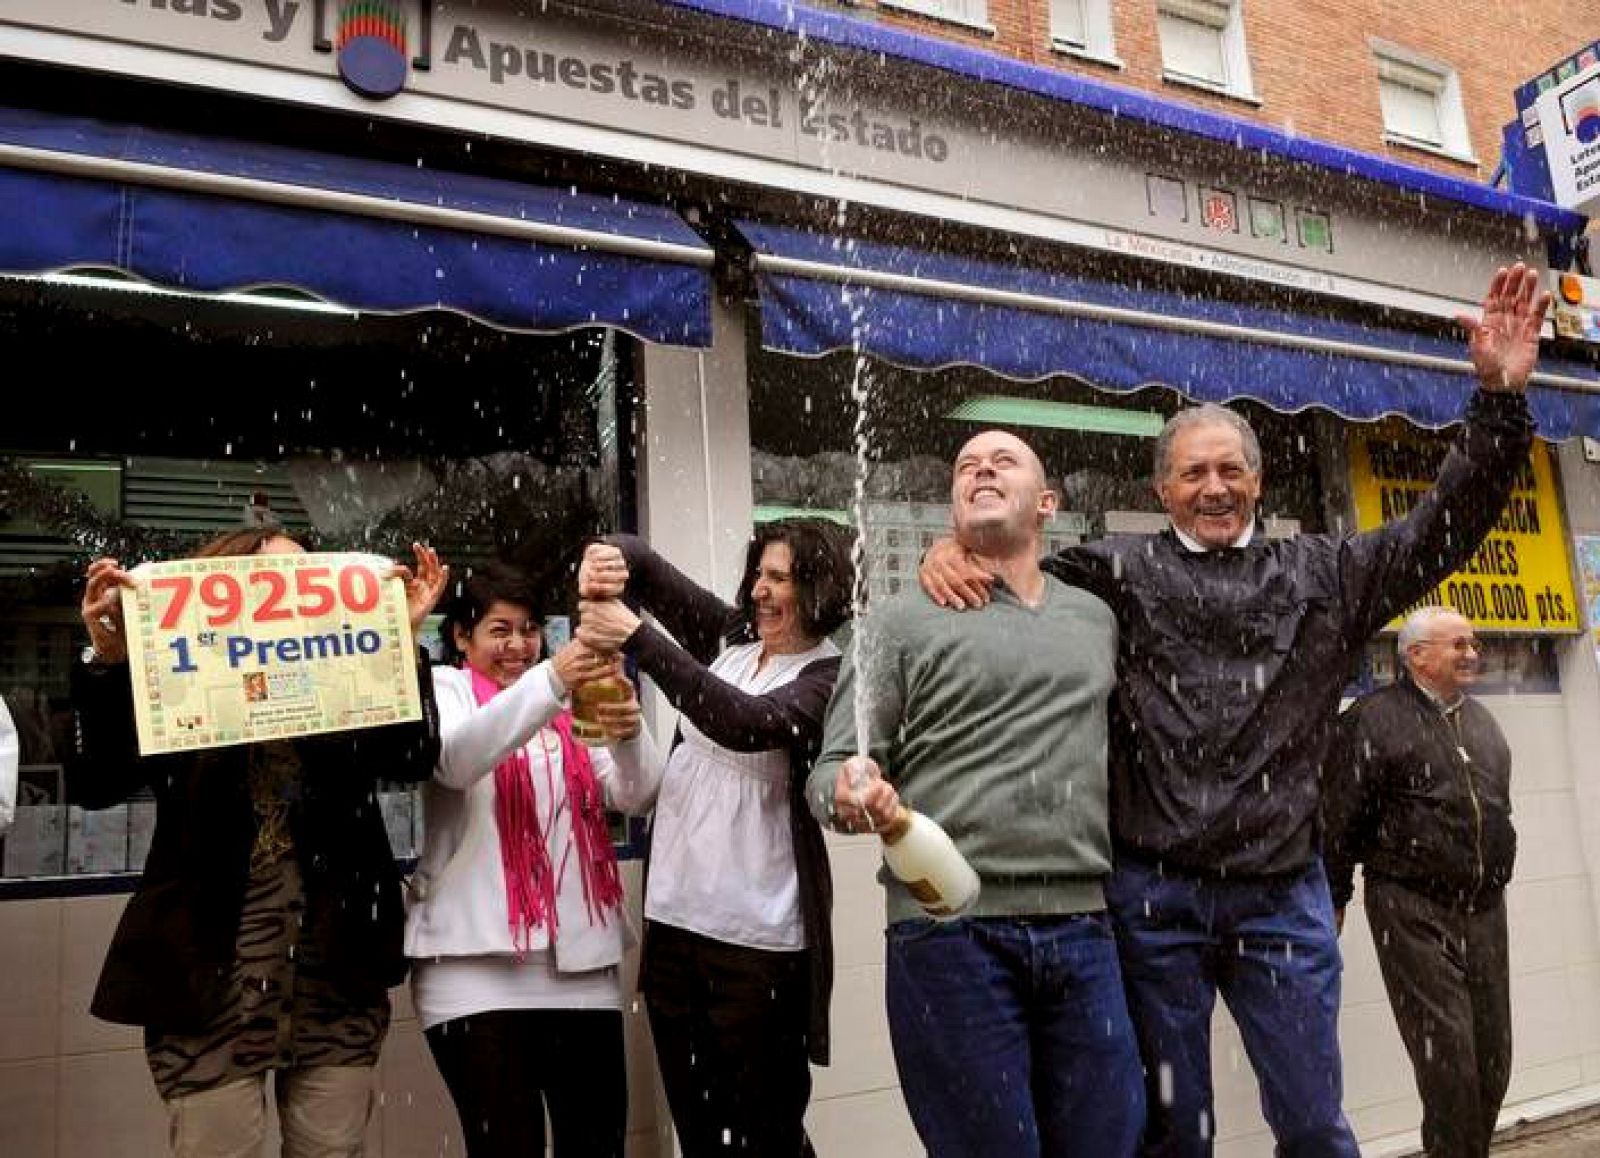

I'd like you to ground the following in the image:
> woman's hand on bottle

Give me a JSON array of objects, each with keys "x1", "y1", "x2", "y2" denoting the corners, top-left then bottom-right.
[
  {"x1": 578, "y1": 542, "x2": 629, "y2": 600},
  {"x1": 392, "y1": 542, "x2": 450, "y2": 634},
  {"x1": 551, "y1": 641, "x2": 618, "y2": 696},
  {"x1": 832, "y1": 756, "x2": 899, "y2": 835},
  {"x1": 81, "y1": 557, "x2": 136, "y2": 665},
  {"x1": 575, "y1": 598, "x2": 640, "y2": 654},
  {"x1": 591, "y1": 674, "x2": 643, "y2": 743}
]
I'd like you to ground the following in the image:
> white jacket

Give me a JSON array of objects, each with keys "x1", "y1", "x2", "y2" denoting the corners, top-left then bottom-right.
[{"x1": 404, "y1": 663, "x2": 663, "y2": 972}]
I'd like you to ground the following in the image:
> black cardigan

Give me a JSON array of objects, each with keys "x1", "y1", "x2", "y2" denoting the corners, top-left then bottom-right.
[
  {"x1": 67, "y1": 658, "x2": 440, "y2": 1032},
  {"x1": 609, "y1": 534, "x2": 838, "y2": 1066}
]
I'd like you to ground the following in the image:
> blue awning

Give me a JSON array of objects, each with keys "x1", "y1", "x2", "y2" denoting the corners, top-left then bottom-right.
[
  {"x1": 0, "y1": 107, "x2": 713, "y2": 346},
  {"x1": 737, "y1": 221, "x2": 1600, "y2": 442}
]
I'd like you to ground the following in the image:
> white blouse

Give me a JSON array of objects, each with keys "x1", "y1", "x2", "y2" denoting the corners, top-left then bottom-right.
[{"x1": 644, "y1": 637, "x2": 838, "y2": 952}]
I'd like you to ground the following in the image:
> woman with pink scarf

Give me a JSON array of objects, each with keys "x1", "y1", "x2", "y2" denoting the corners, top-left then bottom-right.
[{"x1": 405, "y1": 563, "x2": 663, "y2": 1158}]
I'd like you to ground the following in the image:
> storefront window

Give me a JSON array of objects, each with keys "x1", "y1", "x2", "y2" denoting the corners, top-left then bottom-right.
[
  {"x1": 750, "y1": 339, "x2": 1566, "y2": 693},
  {"x1": 0, "y1": 275, "x2": 629, "y2": 882},
  {"x1": 749, "y1": 341, "x2": 1329, "y2": 602}
]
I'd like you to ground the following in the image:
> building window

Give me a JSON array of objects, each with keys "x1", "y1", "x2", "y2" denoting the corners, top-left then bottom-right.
[
  {"x1": 1373, "y1": 45, "x2": 1474, "y2": 160},
  {"x1": 1050, "y1": 0, "x2": 1120, "y2": 66},
  {"x1": 1157, "y1": 0, "x2": 1254, "y2": 100},
  {"x1": 878, "y1": 0, "x2": 994, "y2": 35}
]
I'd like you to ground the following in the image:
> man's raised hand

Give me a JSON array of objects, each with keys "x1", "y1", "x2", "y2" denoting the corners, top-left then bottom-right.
[{"x1": 1456, "y1": 262, "x2": 1551, "y2": 395}]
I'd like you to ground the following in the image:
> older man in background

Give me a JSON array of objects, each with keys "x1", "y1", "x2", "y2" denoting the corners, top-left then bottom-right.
[{"x1": 1324, "y1": 606, "x2": 1515, "y2": 1158}]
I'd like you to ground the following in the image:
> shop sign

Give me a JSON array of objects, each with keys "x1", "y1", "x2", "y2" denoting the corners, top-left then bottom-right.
[
  {"x1": 1347, "y1": 421, "x2": 1580, "y2": 634},
  {"x1": 1515, "y1": 40, "x2": 1600, "y2": 215},
  {"x1": 0, "y1": 1, "x2": 1521, "y2": 320}
]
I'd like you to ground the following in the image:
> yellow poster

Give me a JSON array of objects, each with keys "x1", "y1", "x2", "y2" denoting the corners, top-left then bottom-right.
[
  {"x1": 121, "y1": 552, "x2": 421, "y2": 755},
  {"x1": 1348, "y1": 422, "x2": 1580, "y2": 633}
]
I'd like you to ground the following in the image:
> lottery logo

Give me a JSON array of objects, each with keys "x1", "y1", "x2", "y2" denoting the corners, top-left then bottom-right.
[{"x1": 336, "y1": 1, "x2": 409, "y2": 101}]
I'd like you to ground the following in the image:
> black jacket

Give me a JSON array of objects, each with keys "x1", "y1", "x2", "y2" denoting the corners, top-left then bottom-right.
[
  {"x1": 1323, "y1": 676, "x2": 1514, "y2": 910},
  {"x1": 1043, "y1": 390, "x2": 1532, "y2": 877},
  {"x1": 68, "y1": 658, "x2": 439, "y2": 1032},
  {"x1": 610, "y1": 534, "x2": 837, "y2": 1066}
]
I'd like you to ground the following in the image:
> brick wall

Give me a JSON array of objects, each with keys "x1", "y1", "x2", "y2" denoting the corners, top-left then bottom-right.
[{"x1": 855, "y1": 0, "x2": 1597, "y2": 180}]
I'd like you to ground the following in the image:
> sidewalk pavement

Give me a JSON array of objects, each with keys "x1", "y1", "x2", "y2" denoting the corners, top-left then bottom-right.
[{"x1": 1489, "y1": 1109, "x2": 1600, "y2": 1156}]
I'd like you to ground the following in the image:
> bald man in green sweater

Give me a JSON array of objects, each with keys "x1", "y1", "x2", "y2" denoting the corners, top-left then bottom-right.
[{"x1": 808, "y1": 429, "x2": 1143, "y2": 1158}]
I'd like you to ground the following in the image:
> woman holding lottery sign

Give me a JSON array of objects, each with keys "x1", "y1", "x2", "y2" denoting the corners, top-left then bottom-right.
[
  {"x1": 404, "y1": 562, "x2": 665, "y2": 1158},
  {"x1": 69, "y1": 527, "x2": 445, "y2": 1158}
]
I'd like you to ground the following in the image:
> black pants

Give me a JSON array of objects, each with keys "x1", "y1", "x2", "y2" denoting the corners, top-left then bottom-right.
[
  {"x1": 424, "y1": 1007, "x2": 626, "y2": 1158},
  {"x1": 642, "y1": 920, "x2": 815, "y2": 1157},
  {"x1": 1366, "y1": 879, "x2": 1512, "y2": 1158}
]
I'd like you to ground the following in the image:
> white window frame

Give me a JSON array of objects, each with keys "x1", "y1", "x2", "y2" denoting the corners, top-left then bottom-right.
[
  {"x1": 1049, "y1": 0, "x2": 1121, "y2": 68},
  {"x1": 877, "y1": 0, "x2": 995, "y2": 36},
  {"x1": 1371, "y1": 41, "x2": 1476, "y2": 163},
  {"x1": 1157, "y1": 0, "x2": 1257, "y2": 103}
]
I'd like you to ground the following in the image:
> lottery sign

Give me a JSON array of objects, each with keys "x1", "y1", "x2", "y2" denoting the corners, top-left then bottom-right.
[
  {"x1": 1347, "y1": 422, "x2": 1580, "y2": 634},
  {"x1": 121, "y1": 552, "x2": 421, "y2": 755}
]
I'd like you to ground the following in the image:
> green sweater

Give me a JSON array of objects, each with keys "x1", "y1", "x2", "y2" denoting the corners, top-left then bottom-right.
[{"x1": 809, "y1": 576, "x2": 1117, "y2": 924}]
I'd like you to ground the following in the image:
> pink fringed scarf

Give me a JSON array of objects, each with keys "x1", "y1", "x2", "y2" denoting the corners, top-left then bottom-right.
[{"x1": 469, "y1": 667, "x2": 625, "y2": 953}]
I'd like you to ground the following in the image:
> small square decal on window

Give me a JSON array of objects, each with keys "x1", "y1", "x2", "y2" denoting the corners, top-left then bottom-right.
[
  {"x1": 1199, "y1": 187, "x2": 1238, "y2": 233},
  {"x1": 1295, "y1": 208, "x2": 1334, "y2": 253},
  {"x1": 1248, "y1": 197, "x2": 1287, "y2": 244},
  {"x1": 1146, "y1": 173, "x2": 1189, "y2": 222}
]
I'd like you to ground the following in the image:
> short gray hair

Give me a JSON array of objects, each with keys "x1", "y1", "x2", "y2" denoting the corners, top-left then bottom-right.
[
  {"x1": 1152, "y1": 404, "x2": 1262, "y2": 482},
  {"x1": 1397, "y1": 605, "x2": 1463, "y2": 667}
]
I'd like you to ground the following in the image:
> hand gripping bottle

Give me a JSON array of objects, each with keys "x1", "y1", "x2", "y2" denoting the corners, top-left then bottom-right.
[
  {"x1": 570, "y1": 675, "x2": 629, "y2": 747},
  {"x1": 879, "y1": 807, "x2": 981, "y2": 920}
]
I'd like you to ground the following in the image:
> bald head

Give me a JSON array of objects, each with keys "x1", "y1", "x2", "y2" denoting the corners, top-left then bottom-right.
[{"x1": 950, "y1": 429, "x2": 1056, "y2": 554}]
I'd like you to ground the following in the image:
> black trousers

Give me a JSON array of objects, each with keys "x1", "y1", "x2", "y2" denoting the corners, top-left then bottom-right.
[
  {"x1": 641, "y1": 920, "x2": 815, "y2": 1157},
  {"x1": 424, "y1": 1007, "x2": 627, "y2": 1158},
  {"x1": 1365, "y1": 879, "x2": 1512, "y2": 1158}
]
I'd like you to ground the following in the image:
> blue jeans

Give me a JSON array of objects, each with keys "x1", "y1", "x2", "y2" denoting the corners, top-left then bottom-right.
[
  {"x1": 885, "y1": 913, "x2": 1145, "y2": 1158},
  {"x1": 1105, "y1": 858, "x2": 1359, "y2": 1158}
]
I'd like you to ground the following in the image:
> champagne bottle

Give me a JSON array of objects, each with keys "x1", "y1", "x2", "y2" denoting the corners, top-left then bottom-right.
[
  {"x1": 879, "y1": 807, "x2": 981, "y2": 920},
  {"x1": 570, "y1": 675, "x2": 628, "y2": 747}
]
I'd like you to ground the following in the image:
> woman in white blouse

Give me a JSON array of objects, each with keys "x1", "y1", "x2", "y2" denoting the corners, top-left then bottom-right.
[
  {"x1": 577, "y1": 520, "x2": 854, "y2": 1158},
  {"x1": 406, "y1": 563, "x2": 663, "y2": 1158}
]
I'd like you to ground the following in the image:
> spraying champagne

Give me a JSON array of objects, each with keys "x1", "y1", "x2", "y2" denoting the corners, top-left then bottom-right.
[{"x1": 844, "y1": 756, "x2": 979, "y2": 921}]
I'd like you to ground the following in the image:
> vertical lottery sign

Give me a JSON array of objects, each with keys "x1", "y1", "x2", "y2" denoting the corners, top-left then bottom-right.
[
  {"x1": 1347, "y1": 421, "x2": 1580, "y2": 633},
  {"x1": 120, "y1": 553, "x2": 422, "y2": 756}
]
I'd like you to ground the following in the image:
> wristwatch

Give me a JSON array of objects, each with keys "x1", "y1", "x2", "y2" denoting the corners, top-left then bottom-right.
[{"x1": 80, "y1": 645, "x2": 113, "y2": 671}]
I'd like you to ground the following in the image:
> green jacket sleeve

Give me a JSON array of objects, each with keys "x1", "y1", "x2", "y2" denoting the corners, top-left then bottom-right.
[{"x1": 807, "y1": 609, "x2": 907, "y2": 830}]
